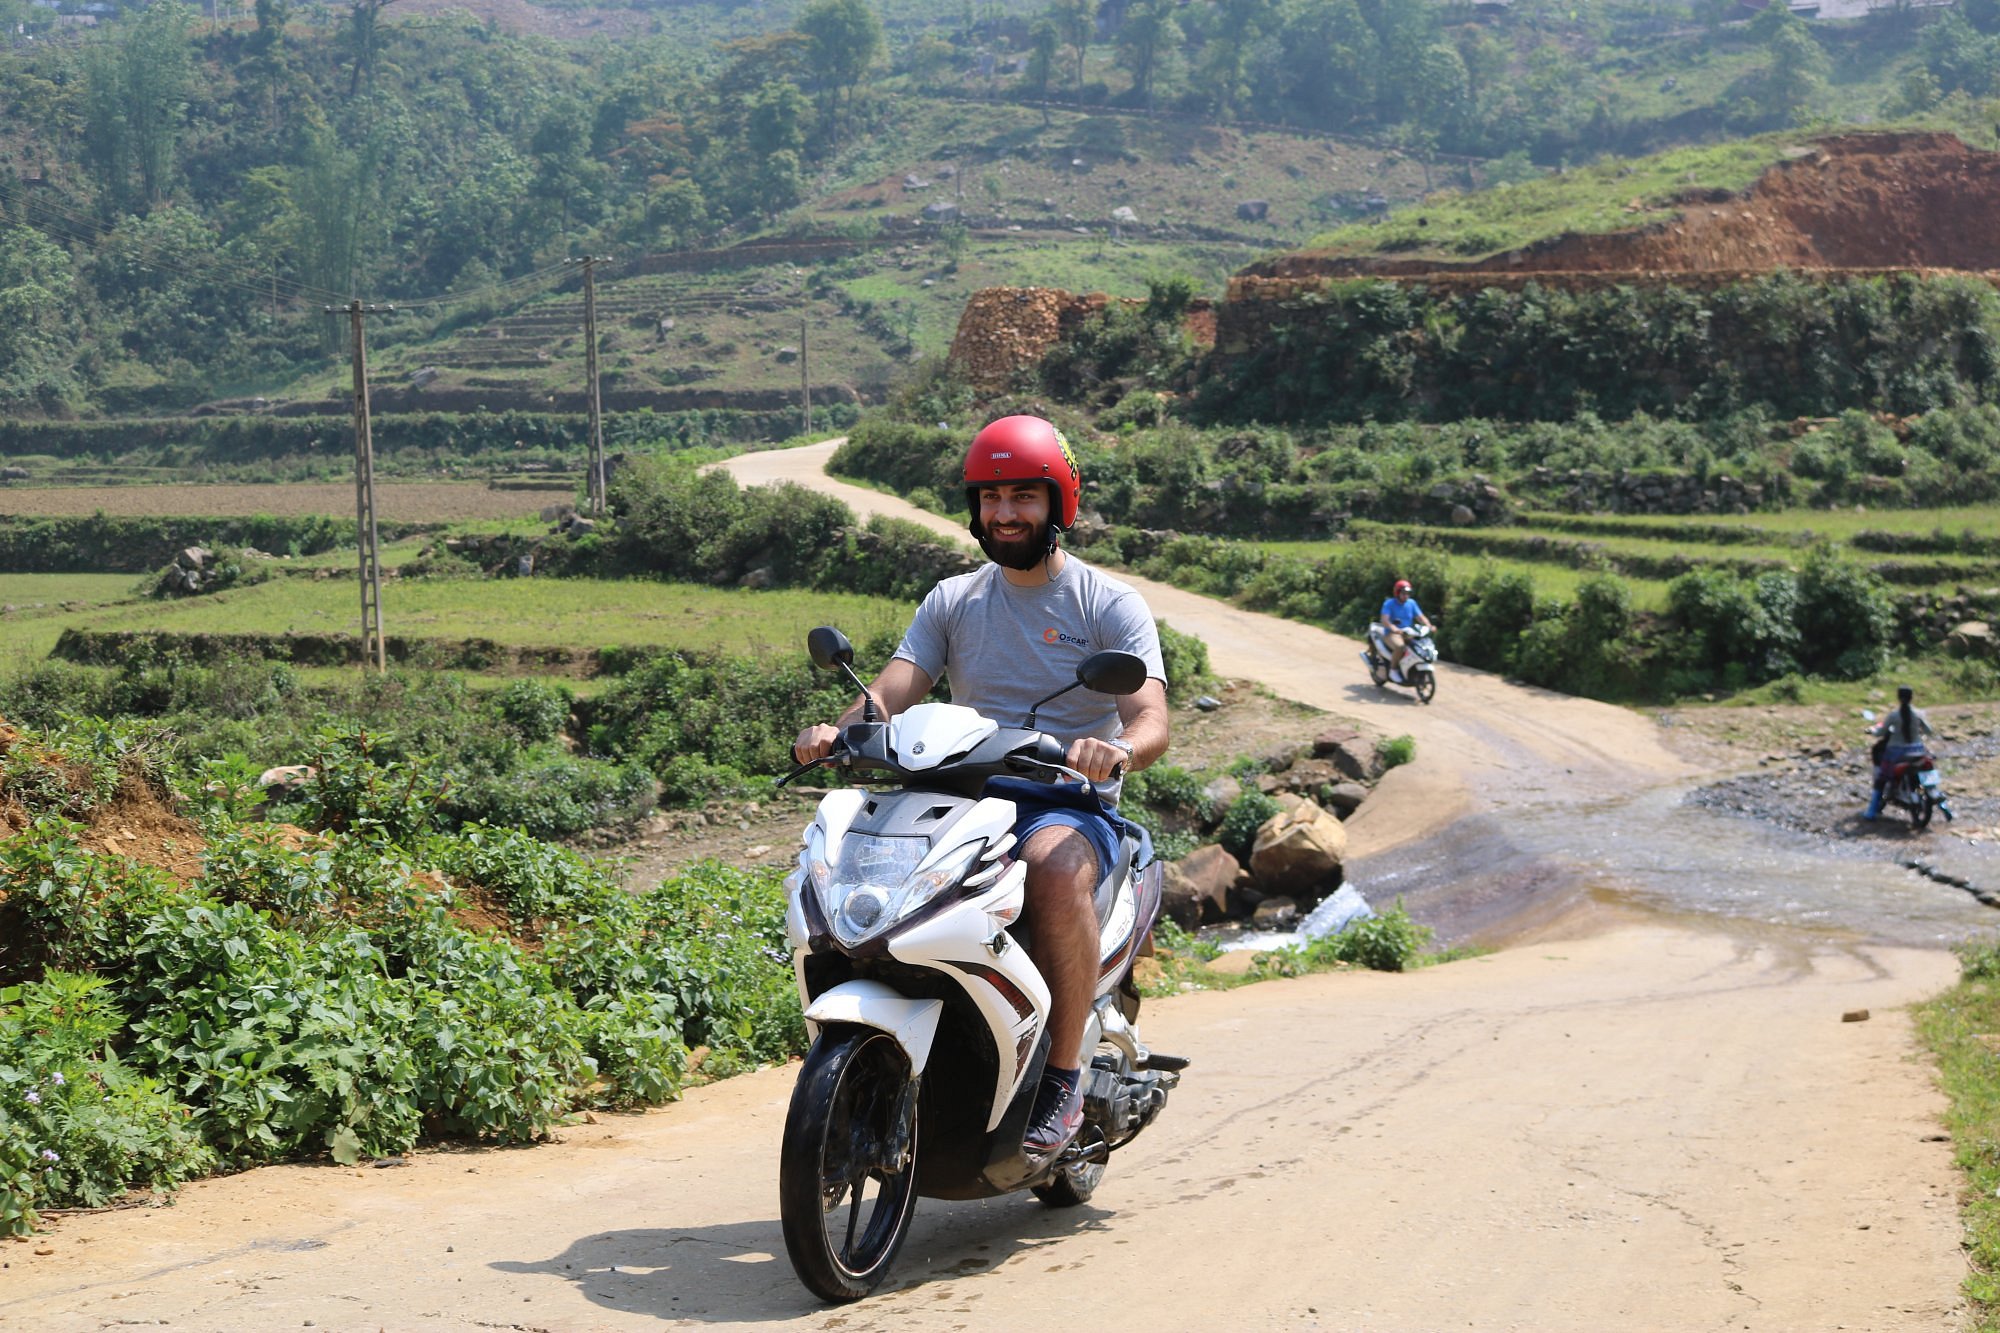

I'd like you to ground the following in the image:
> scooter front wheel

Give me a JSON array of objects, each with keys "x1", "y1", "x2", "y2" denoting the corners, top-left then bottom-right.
[
  {"x1": 1910, "y1": 793, "x2": 1935, "y2": 831},
  {"x1": 780, "y1": 1028, "x2": 921, "y2": 1302},
  {"x1": 1413, "y1": 669, "x2": 1437, "y2": 704}
]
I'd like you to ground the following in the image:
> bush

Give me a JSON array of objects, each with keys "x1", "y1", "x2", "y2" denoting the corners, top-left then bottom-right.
[
  {"x1": 0, "y1": 972, "x2": 214, "y2": 1231},
  {"x1": 493, "y1": 680, "x2": 573, "y2": 743},
  {"x1": 1217, "y1": 789, "x2": 1282, "y2": 860},
  {"x1": 1793, "y1": 548, "x2": 1895, "y2": 678},
  {"x1": 1376, "y1": 735, "x2": 1416, "y2": 769},
  {"x1": 1303, "y1": 900, "x2": 1434, "y2": 972}
]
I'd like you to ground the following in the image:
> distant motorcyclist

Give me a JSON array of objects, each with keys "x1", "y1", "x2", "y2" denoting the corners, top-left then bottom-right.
[
  {"x1": 1379, "y1": 579, "x2": 1431, "y2": 671},
  {"x1": 1863, "y1": 685, "x2": 1948, "y2": 821}
]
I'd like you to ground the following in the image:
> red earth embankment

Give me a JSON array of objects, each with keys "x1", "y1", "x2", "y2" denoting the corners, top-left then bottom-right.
[{"x1": 1239, "y1": 131, "x2": 2000, "y2": 292}]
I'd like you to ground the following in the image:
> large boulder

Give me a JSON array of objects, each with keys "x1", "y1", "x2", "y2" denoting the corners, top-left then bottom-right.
[
  {"x1": 1313, "y1": 728, "x2": 1382, "y2": 782},
  {"x1": 1161, "y1": 843, "x2": 1240, "y2": 927},
  {"x1": 1248, "y1": 799, "x2": 1347, "y2": 904},
  {"x1": 1322, "y1": 781, "x2": 1370, "y2": 817},
  {"x1": 1948, "y1": 621, "x2": 1997, "y2": 661}
]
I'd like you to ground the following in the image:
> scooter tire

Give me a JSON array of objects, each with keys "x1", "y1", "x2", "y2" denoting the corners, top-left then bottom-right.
[
  {"x1": 1414, "y1": 670, "x2": 1436, "y2": 704},
  {"x1": 1911, "y1": 794, "x2": 1935, "y2": 831},
  {"x1": 779, "y1": 1028, "x2": 921, "y2": 1302}
]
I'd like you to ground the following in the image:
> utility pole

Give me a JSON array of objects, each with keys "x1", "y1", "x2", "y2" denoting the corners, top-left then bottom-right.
[
  {"x1": 566, "y1": 255, "x2": 612, "y2": 517},
  {"x1": 327, "y1": 300, "x2": 393, "y2": 673},
  {"x1": 800, "y1": 314, "x2": 810, "y2": 439}
]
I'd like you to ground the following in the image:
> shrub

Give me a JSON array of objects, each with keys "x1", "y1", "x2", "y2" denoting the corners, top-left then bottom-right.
[
  {"x1": 1217, "y1": 789, "x2": 1282, "y2": 860},
  {"x1": 1376, "y1": 734, "x2": 1416, "y2": 769},
  {"x1": 443, "y1": 754, "x2": 656, "y2": 838},
  {"x1": 1156, "y1": 621, "x2": 1212, "y2": 704},
  {"x1": 1793, "y1": 548, "x2": 1895, "y2": 678},
  {"x1": 0, "y1": 972, "x2": 213, "y2": 1231},
  {"x1": 1304, "y1": 900, "x2": 1434, "y2": 972},
  {"x1": 493, "y1": 680, "x2": 573, "y2": 743}
]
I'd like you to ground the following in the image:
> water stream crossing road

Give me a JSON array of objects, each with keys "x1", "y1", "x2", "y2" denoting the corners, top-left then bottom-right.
[{"x1": 0, "y1": 442, "x2": 1982, "y2": 1331}]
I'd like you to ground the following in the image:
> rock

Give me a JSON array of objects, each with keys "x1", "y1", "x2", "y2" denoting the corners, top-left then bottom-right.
[
  {"x1": 1312, "y1": 727, "x2": 1364, "y2": 757},
  {"x1": 567, "y1": 518, "x2": 596, "y2": 537},
  {"x1": 904, "y1": 173, "x2": 931, "y2": 190},
  {"x1": 1261, "y1": 740, "x2": 1311, "y2": 773},
  {"x1": 1249, "y1": 800, "x2": 1347, "y2": 903},
  {"x1": 922, "y1": 200, "x2": 960, "y2": 221},
  {"x1": 1275, "y1": 757, "x2": 1339, "y2": 795},
  {"x1": 1235, "y1": 199, "x2": 1269, "y2": 222},
  {"x1": 774, "y1": 345, "x2": 799, "y2": 363},
  {"x1": 739, "y1": 566, "x2": 776, "y2": 590},
  {"x1": 1110, "y1": 205, "x2": 1139, "y2": 225},
  {"x1": 177, "y1": 546, "x2": 211, "y2": 572},
  {"x1": 1193, "y1": 694, "x2": 1223, "y2": 711},
  {"x1": 1322, "y1": 781, "x2": 1370, "y2": 816},
  {"x1": 1161, "y1": 844, "x2": 1239, "y2": 927},
  {"x1": 258, "y1": 764, "x2": 317, "y2": 796},
  {"x1": 1251, "y1": 896, "x2": 1298, "y2": 930},
  {"x1": 409, "y1": 365, "x2": 440, "y2": 388},
  {"x1": 0, "y1": 465, "x2": 31, "y2": 481},
  {"x1": 1948, "y1": 621, "x2": 1996, "y2": 660},
  {"x1": 1450, "y1": 503, "x2": 1476, "y2": 526},
  {"x1": 1323, "y1": 735, "x2": 1384, "y2": 783},
  {"x1": 1201, "y1": 774, "x2": 1243, "y2": 816},
  {"x1": 1842, "y1": 1009, "x2": 1871, "y2": 1023}
]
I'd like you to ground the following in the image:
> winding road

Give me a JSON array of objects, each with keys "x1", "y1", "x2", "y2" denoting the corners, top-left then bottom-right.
[{"x1": 0, "y1": 442, "x2": 1969, "y2": 1332}]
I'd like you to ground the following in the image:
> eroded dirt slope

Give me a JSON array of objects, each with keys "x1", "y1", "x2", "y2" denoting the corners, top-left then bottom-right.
[{"x1": 1251, "y1": 131, "x2": 2000, "y2": 283}]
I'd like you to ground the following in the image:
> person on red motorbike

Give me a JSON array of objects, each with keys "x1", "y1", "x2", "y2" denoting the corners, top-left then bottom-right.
[
  {"x1": 793, "y1": 414, "x2": 1171, "y2": 1161},
  {"x1": 1863, "y1": 684, "x2": 1941, "y2": 821}
]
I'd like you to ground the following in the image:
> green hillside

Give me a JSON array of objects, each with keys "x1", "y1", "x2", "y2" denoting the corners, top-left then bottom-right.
[{"x1": 3, "y1": 0, "x2": 1993, "y2": 425}]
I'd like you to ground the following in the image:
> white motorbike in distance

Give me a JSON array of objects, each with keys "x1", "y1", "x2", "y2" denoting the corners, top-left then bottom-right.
[
  {"x1": 1363, "y1": 621, "x2": 1440, "y2": 704},
  {"x1": 774, "y1": 626, "x2": 1186, "y2": 1303}
]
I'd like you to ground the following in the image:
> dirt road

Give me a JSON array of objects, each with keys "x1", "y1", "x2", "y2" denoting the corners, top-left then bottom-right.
[{"x1": 0, "y1": 442, "x2": 1969, "y2": 1331}]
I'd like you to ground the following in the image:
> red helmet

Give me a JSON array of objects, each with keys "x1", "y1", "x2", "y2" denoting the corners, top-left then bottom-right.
[
  {"x1": 963, "y1": 415, "x2": 1081, "y2": 530},
  {"x1": 1392, "y1": 579, "x2": 1412, "y2": 594}
]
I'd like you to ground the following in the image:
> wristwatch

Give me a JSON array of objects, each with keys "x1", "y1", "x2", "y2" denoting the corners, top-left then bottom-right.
[{"x1": 1108, "y1": 738, "x2": 1135, "y2": 761}]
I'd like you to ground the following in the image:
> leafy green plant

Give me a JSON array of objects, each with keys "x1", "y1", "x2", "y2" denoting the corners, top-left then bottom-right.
[
  {"x1": 1376, "y1": 734, "x2": 1416, "y2": 769},
  {"x1": 1254, "y1": 900, "x2": 1435, "y2": 976},
  {"x1": 1217, "y1": 789, "x2": 1281, "y2": 860},
  {"x1": 0, "y1": 971, "x2": 213, "y2": 1232}
]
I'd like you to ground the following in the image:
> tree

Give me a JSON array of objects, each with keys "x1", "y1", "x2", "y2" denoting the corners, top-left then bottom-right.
[
  {"x1": 0, "y1": 225, "x2": 80, "y2": 409},
  {"x1": 1113, "y1": 0, "x2": 1182, "y2": 109},
  {"x1": 746, "y1": 81, "x2": 811, "y2": 158},
  {"x1": 1743, "y1": 10, "x2": 1829, "y2": 126},
  {"x1": 799, "y1": 0, "x2": 883, "y2": 131},
  {"x1": 1048, "y1": 0, "x2": 1097, "y2": 102},
  {"x1": 1025, "y1": 18, "x2": 1060, "y2": 121},
  {"x1": 343, "y1": 0, "x2": 399, "y2": 97},
  {"x1": 289, "y1": 124, "x2": 378, "y2": 345},
  {"x1": 82, "y1": 1, "x2": 194, "y2": 211}
]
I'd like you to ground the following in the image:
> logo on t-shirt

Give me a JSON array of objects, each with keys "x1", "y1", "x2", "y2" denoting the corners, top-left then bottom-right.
[{"x1": 1044, "y1": 627, "x2": 1089, "y2": 647}]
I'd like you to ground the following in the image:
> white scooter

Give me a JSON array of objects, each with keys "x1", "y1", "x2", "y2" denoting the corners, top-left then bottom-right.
[
  {"x1": 775, "y1": 626, "x2": 1186, "y2": 1302},
  {"x1": 1363, "y1": 622, "x2": 1439, "y2": 703}
]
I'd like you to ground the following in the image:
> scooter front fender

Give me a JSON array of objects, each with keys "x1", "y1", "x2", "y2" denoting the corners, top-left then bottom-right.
[{"x1": 803, "y1": 981, "x2": 946, "y2": 1076}]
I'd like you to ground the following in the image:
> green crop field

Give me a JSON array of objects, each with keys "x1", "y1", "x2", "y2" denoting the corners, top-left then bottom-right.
[{"x1": 2, "y1": 578, "x2": 916, "y2": 671}]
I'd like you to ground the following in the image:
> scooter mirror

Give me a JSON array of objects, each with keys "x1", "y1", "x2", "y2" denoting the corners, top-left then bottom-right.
[
  {"x1": 1077, "y1": 649, "x2": 1148, "y2": 696},
  {"x1": 807, "y1": 626, "x2": 854, "y2": 671}
]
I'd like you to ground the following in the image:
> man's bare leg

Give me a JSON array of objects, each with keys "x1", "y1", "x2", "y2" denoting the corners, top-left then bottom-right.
[{"x1": 1020, "y1": 825, "x2": 1100, "y2": 1074}]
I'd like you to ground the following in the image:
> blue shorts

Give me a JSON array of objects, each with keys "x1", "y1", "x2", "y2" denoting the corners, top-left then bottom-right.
[{"x1": 985, "y1": 776, "x2": 1125, "y2": 882}]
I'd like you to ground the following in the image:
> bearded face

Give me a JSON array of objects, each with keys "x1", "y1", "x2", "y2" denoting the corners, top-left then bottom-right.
[{"x1": 972, "y1": 482, "x2": 1057, "y2": 570}]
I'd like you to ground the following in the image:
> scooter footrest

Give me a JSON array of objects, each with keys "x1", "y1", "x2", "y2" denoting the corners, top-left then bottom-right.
[{"x1": 1140, "y1": 1051, "x2": 1189, "y2": 1072}]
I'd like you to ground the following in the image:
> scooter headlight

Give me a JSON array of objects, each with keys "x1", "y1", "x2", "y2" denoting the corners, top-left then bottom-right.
[{"x1": 819, "y1": 834, "x2": 983, "y2": 948}]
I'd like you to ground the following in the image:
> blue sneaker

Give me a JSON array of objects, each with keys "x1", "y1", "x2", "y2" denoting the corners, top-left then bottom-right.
[{"x1": 1024, "y1": 1072, "x2": 1084, "y2": 1158}]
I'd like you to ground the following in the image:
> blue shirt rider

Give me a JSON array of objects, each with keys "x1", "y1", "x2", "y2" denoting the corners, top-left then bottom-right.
[{"x1": 1377, "y1": 578, "x2": 1432, "y2": 680}]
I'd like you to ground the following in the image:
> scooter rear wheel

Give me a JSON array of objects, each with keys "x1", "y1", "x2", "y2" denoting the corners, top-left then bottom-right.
[{"x1": 779, "y1": 1028, "x2": 921, "y2": 1302}]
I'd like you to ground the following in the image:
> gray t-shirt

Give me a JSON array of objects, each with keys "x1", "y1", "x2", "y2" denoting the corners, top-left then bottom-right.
[{"x1": 894, "y1": 556, "x2": 1165, "y2": 799}]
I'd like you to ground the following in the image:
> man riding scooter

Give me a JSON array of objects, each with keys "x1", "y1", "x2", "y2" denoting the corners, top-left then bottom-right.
[{"x1": 1374, "y1": 579, "x2": 1432, "y2": 685}]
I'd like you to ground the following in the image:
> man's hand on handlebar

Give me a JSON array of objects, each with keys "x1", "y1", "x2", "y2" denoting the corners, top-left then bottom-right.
[
  {"x1": 793, "y1": 724, "x2": 842, "y2": 766},
  {"x1": 1067, "y1": 736, "x2": 1128, "y2": 784}
]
